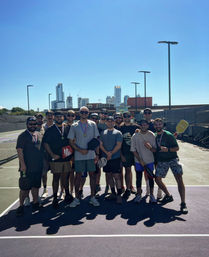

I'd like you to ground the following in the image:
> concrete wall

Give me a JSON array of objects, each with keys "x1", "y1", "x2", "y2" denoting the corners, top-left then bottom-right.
[{"x1": 0, "y1": 115, "x2": 29, "y2": 132}]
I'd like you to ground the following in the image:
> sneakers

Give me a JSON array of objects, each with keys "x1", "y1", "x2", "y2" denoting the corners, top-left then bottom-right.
[
  {"x1": 180, "y1": 202, "x2": 188, "y2": 214},
  {"x1": 145, "y1": 180, "x2": 150, "y2": 196},
  {"x1": 116, "y1": 195, "x2": 122, "y2": 204},
  {"x1": 64, "y1": 194, "x2": 74, "y2": 204},
  {"x1": 122, "y1": 189, "x2": 131, "y2": 200},
  {"x1": 69, "y1": 198, "x2": 80, "y2": 208},
  {"x1": 58, "y1": 191, "x2": 65, "y2": 200},
  {"x1": 160, "y1": 194, "x2": 174, "y2": 204},
  {"x1": 52, "y1": 198, "x2": 59, "y2": 209},
  {"x1": 24, "y1": 197, "x2": 30, "y2": 207},
  {"x1": 105, "y1": 193, "x2": 116, "y2": 201},
  {"x1": 16, "y1": 206, "x2": 24, "y2": 217},
  {"x1": 41, "y1": 188, "x2": 48, "y2": 199},
  {"x1": 89, "y1": 196, "x2": 100, "y2": 207},
  {"x1": 157, "y1": 187, "x2": 163, "y2": 200},
  {"x1": 134, "y1": 194, "x2": 142, "y2": 203},
  {"x1": 149, "y1": 195, "x2": 157, "y2": 203}
]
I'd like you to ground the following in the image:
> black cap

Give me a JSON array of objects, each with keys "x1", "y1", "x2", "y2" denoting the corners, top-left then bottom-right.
[
  {"x1": 54, "y1": 111, "x2": 63, "y2": 116},
  {"x1": 106, "y1": 116, "x2": 114, "y2": 121},
  {"x1": 26, "y1": 116, "x2": 36, "y2": 124},
  {"x1": 139, "y1": 119, "x2": 149, "y2": 125}
]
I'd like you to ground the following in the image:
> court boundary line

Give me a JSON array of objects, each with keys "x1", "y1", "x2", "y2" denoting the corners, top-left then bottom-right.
[
  {"x1": 0, "y1": 234, "x2": 209, "y2": 239},
  {"x1": 0, "y1": 199, "x2": 19, "y2": 218}
]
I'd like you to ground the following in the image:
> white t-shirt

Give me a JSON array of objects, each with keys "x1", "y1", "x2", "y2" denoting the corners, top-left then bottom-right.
[{"x1": 130, "y1": 130, "x2": 156, "y2": 164}]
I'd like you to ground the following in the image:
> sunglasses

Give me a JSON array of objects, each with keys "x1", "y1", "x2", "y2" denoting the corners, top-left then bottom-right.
[
  {"x1": 102, "y1": 113, "x2": 108, "y2": 115},
  {"x1": 67, "y1": 114, "x2": 75, "y2": 117},
  {"x1": 80, "y1": 111, "x2": 89, "y2": 114},
  {"x1": 91, "y1": 117, "x2": 98, "y2": 120},
  {"x1": 28, "y1": 123, "x2": 37, "y2": 126},
  {"x1": 144, "y1": 112, "x2": 151, "y2": 114},
  {"x1": 123, "y1": 115, "x2": 131, "y2": 118}
]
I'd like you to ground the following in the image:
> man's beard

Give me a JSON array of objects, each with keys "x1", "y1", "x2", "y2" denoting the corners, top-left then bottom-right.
[
  {"x1": 55, "y1": 120, "x2": 63, "y2": 125},
  {"x1": 156, "y1": 127, "x2": 162, "y2": 132}
]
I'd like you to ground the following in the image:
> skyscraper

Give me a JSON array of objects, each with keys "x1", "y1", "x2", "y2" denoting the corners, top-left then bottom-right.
[
  {"x1": 66, "y1": 96, "x2": 73, "y2": 109},
  {"x1": 55, "y1": 83, "x2": 65, "y2": 108},
  {"x1": 124, "y1": 95, "x2": 129, "y2": 106},
  {"x1": 114, "y1": 86, "x2": 121, "y2": 107}
]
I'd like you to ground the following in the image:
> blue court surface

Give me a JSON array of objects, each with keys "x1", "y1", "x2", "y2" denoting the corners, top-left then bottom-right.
[{"x1": 0, "y1": 186, "x2": 209, "y2": 257}]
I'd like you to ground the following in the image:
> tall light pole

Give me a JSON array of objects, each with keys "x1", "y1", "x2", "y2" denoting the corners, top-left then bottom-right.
[
  {"x1": 138, "y1": 70, "x2": 151, "y2": 108},
  {"x1": 27, "y1": 85, "x2": 33, "y2": 114},
  {"x1": 48, "y1": 93, "x2": 52, "y2": 110},
  {"x1": 131, "y1": 82, "x2": 140, "y2": 114},
  {"x1": 158, "y1": 40, "x2": 178, "y2": 110}
]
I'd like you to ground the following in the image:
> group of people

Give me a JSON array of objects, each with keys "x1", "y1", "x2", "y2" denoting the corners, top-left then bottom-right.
[{"x1": 15, "y1": 107, "x2": 188, "y2": 217}]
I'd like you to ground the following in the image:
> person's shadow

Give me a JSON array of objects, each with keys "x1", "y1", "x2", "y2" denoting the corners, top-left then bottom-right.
[{"x1": 0, "y1": 194, "x2": 186, "y2": 235}]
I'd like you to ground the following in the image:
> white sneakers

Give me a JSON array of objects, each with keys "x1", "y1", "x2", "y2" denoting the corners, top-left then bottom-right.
[{"x1": 69, "y1": 196, "x2": 100, "y2": 207}]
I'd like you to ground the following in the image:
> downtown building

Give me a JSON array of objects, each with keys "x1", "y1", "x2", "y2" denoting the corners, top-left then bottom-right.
[
  {"x1": 51, "y1": 83, "x2": 65, "y2": 109},
  {"x1": 114, "y1": 86, "x2": 121, "y2": 109},
  {"x1": 66, "y1": 95, "x2": 73, "y2": 109},
  {"x1": 78, "y1": 97, "x2": 89, "y2": 109}
]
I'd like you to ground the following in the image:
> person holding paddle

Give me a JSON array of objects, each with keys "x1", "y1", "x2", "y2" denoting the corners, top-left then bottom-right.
[
  {"x1": 154, "y1": 118, "x2": 188, "y2": 214},
  {"x1": 130, "y1": 119, "x2": 157, "y2": 203}
]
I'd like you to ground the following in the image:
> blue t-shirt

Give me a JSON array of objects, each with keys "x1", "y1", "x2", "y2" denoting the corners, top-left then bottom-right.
[{"x1": 100, "y1": 128, "x2": 123, "y2": 159}]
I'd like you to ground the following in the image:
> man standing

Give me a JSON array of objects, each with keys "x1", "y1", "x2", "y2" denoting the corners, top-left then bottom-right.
[
  {"x1": 16, "y1": 117, "x2": 43, "y2": 217},
  {"x1": 68, "y1": 106, "x2": 100, "y2": 207},
  {"x1": 119, "y1": 112, "x2": 139, "y2": 200},
  {"x1": 154, "y1": 118, "x2": 188, "y2": 214},
  {"x1": 43, "y1": 112, "x2": 74, "y2": 209},
  {"x1": 143, "y1": 108, "x2": 162, "y2": 200},
  {"x1": 100, "y1": 116, "x2": 123, "y2": 204},
  {"x1": 131, "y1": 119, "x2": 157, "y2": 203},
  {"x1": 97, "y1": 109, "x2": 108, "y2": 134}
]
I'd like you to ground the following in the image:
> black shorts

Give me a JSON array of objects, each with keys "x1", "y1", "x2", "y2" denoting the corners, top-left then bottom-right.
[
  {"x1": 19, "y1": 171, "x2": 42, "y2": 190},
  {"x1": 103, "y1": 158, "x2": 121, "y2": 174},
  {"x1": 122, "y1": 152, "x2": 135, "y2": 168}
]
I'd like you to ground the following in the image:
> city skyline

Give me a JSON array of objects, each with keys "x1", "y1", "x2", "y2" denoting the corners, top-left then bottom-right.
[{"x1": 0, "y1": 1, "x2": 209, "y2": 110}]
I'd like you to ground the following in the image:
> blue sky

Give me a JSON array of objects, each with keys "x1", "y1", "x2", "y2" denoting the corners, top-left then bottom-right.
[{"x1": 0, "y1": 0, "x2": 209, "y2": 110}]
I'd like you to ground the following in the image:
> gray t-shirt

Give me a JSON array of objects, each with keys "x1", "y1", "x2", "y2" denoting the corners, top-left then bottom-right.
[
  {"x1": 130, "y1": 131, "x2": 156, "y2": 164},
  {"x1": 100, "y1": 128, "x2": 123, "y2": 159},
  {"x1": 68, "y1": 120, "x2": 100, "y2": 161}
]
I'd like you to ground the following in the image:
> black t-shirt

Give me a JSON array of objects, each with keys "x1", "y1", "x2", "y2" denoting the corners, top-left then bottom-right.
[
  {"x1": 16, "y1": 130, "x2": 43, "y2": 173},
  {"x1": 155, "y1": 130, "x2": 178, "y2": 162},
  {"x1": 42, "y1": 124, "x2": 72, "y2": 162},
  {"x1": 119, "y1": 123, "x2": 139, "y2": 155}
]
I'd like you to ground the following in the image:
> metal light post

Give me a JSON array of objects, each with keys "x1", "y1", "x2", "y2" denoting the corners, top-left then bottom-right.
[
  {"x1": 138, "y1": 71, "x2": 151, "y2": 108},
  {"x1": 48, "y1": 93, "x2": 52, "y2": 110},
  {"x1": 131, "y1": 82, "x2": 140, "y2": 114},
  {"x1": 158, "y1": 41, "x2": 178, "y2": 110},
  {"x1": 27, "y1": 85, "x2": 33, "y2": 114}
]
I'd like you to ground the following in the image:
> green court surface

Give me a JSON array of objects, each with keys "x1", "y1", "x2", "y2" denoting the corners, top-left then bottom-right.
[{"x1": 0, "y1": 141, "x2": 209, "y2": 215}]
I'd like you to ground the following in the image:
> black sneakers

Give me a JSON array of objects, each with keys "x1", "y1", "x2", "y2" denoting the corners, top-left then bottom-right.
[
  {"x1": 32, "y1": 202, "x2": 43, "y2": 212},
  {"x1": 180, "y1": 202, "x2": 188, "y2": 214},
  {"x1": 16, "y1": 206, "x2": 24, "y2": 217},
  {"x1": 64, "y1": 194, "x2": 74, "y2": 204},
  {"x1": 160, "y1": 194, "x2": 174, "y2": 204}
]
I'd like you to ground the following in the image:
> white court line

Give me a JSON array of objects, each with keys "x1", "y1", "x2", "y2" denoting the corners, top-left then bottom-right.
[
  {"x1": 0, "y1": 234, "x2": 209, "y2": 239},
  {"x1": 0, "y1": 199, "x2": 19, "y2": 218}
]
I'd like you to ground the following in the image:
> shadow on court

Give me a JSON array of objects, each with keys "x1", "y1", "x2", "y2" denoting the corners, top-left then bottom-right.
[{"x1": 0, "y1": 193, "x2": 186, "y2": 235}]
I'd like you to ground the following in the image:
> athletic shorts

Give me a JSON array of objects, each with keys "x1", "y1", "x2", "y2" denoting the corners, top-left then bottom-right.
[
  {"x1": 122, "y1": 152, "x2": 135, "y2": 168},
  {"x1": 155, "y1": 158, "x2": 183, "y2": 178},
  {"x1": 50, "y1": 161, "x2": 72, "y2": 174},
  {"x1": 74, "y1": 159, "x2": 96, "y2": 173},
  {"x1": 103, "y1": 158, "x2": 121, "y2": 174},
  {"x1": 19, "y1": 171, "x2": 42, "y2": 190},
  {"x1": 135, "y1": 162, "x2": 154, "y2": 173}
]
